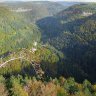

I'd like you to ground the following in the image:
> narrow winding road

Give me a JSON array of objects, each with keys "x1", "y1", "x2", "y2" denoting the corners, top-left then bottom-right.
[
  {"x1": 0, "y1": 56, "x2": 44, "y2": 78},
  {"x1": 0, "y1": 57, "x2": 23, "y2": 68}
]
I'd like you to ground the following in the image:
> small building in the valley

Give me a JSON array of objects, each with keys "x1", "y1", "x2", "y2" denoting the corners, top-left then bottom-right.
[
  {"x1": 33, "y1": 41, "x2": 37, "y2": 47},
  {"x1": 31, "y1": 48, "x2": 37, "y2": 53}
]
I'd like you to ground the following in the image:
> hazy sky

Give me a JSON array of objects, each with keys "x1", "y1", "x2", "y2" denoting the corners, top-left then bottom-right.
[{"x1": 0, "y1": 0, "x2": 96, "y2": 2}]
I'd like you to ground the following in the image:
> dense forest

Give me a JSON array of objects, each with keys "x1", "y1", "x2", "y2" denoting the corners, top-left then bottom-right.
[
  {"x1": 37, "y1": 3, "x2": 96, "y2": 82},
  {"x1": 0, "y1": 1, "x2": 96, "y2": 96}
]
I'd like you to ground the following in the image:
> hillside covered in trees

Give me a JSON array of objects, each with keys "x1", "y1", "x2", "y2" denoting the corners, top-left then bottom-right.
[
  {"x1": 37, "y1": 3, "x2": 96, "y2": 82},
  {"x1": 0, "y1": 1, "x2": 96, "y2": 96}
]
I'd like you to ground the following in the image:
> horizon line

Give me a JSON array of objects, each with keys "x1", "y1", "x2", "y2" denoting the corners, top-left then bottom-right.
[{"x1": 0, "y1": 0, "x2": 96, "y2": 3}]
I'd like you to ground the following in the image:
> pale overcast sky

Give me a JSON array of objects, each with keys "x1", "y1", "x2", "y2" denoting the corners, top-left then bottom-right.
[{"x1": 0, "y1": 0, "x2": 96, "y2": 2}]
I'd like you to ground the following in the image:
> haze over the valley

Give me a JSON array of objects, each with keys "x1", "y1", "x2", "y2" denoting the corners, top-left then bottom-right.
[{"x1": 0, "y1": 0, "x2": 96, "y2": 2}]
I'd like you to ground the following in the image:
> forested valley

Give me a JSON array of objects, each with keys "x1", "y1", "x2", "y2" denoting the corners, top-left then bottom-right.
[{"x1": 0, "y1": 1, "x2": 96, "y2": 96}]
